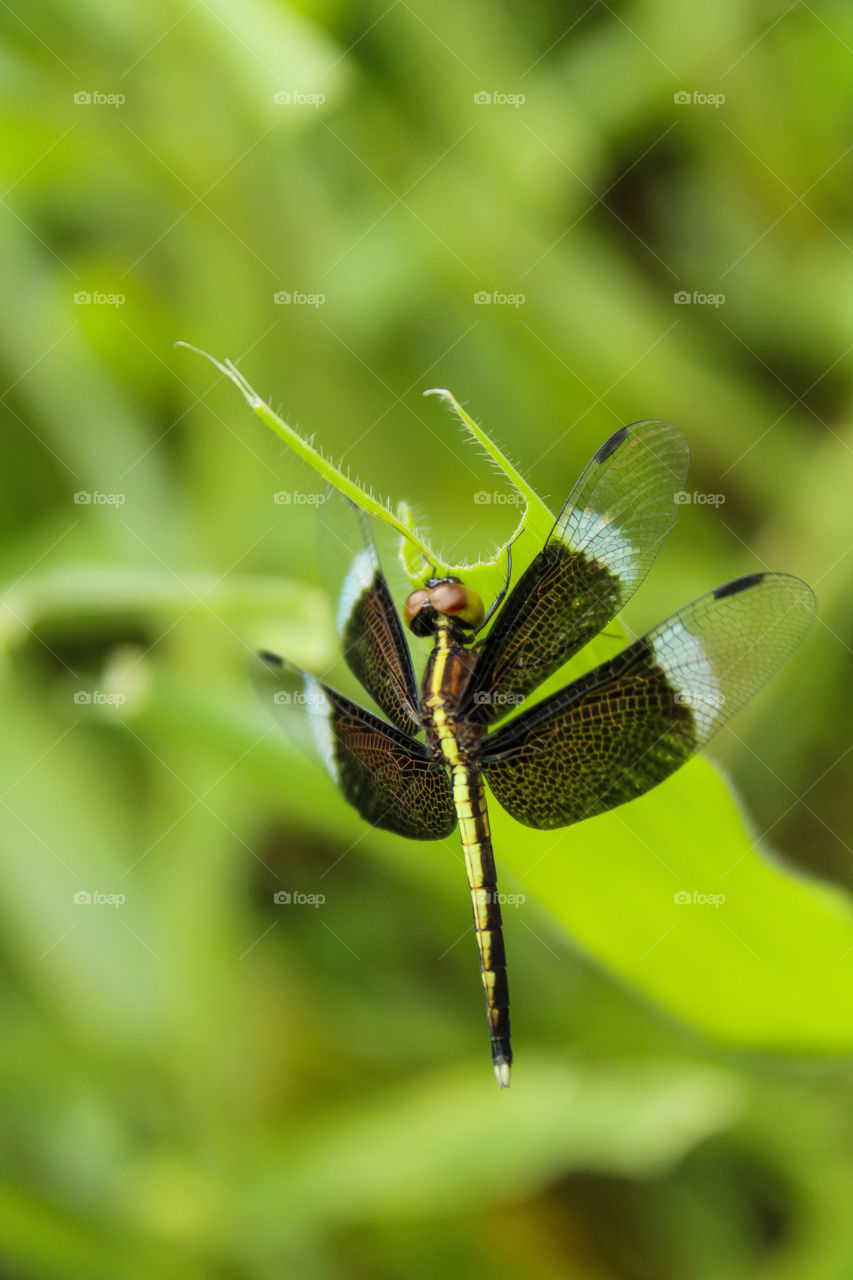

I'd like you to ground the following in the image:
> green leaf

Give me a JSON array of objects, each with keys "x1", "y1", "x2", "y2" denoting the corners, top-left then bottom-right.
[
  {"x1": 176, "y1": 346, "x2": 555, "y2": 597},
  {"x1": 492, "y1": 758, "x2": 853, "y2": 1053},
  {"x1": 175, "y1": 345, "x2": 627, "y2": 668}
]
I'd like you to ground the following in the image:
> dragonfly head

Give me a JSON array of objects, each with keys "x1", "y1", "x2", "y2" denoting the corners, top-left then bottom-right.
[{"x1": 403, "y1": 576, "x2": 485, "y2": 638}]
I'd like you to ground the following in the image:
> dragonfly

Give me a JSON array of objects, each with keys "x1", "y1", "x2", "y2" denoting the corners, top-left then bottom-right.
[{"x1": 255, "y1": 421, "x2": 816, "y2": 1087}]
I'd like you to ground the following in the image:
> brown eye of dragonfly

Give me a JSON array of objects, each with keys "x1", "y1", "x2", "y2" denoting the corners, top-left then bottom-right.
[
  {"x1": 430, "y1": 582, "x2": 485, "y2": 629},
  {"x1": 402, "y1": 588, "x2": 431, "y2": 632}
]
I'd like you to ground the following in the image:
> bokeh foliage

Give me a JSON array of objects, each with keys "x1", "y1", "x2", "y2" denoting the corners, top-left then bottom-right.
[{"x1": 2, "y1": 2, "x2": 853, "y2": 1278}]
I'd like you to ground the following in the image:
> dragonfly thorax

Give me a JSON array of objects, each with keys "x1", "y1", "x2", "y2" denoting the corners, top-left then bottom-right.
[{"x1": 403, "y1": 576, "x2": 485, "y2": 638}]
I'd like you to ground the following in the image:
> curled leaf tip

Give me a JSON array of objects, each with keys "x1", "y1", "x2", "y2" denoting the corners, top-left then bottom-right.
[
  {"x1": 178, "y1": 344, "x2": 262, "y2": 408},
  {"x1": 175, "y1": 340, "x2": 216, "y2": 362}
]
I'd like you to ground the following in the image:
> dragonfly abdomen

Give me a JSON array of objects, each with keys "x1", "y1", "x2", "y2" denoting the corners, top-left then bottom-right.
[
  {"x1": 451, "y1": 764, "x2": 512, "y2": 1087},
  {"x1": 422, "y1": 630, "x2": 512, "y2": 1086}
]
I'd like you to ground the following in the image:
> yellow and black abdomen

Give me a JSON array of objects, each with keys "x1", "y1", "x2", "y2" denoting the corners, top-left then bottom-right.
[
  {"x1": 422, "y1": 630, "x2": 512, "y2": 1086},
  {"x1": 451, "y1": 763, "x2": 511, "y2": 1084}
]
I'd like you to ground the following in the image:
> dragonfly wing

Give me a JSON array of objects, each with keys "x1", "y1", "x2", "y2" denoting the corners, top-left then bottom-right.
[
  {"x1": 467, "y1": 421, "x2": 689, "y2": 723},
  {"x1": 254, "y1": 651, "x2": 455, "y2": 840},
  {"x1": 319, "y1": 492, "x2": 422, "y2": 735},
  {"x1": 479, "y1": 573, "x2": 816, "y2": 828}
]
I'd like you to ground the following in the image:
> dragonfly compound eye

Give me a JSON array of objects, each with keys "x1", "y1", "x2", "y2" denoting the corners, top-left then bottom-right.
[
  {"x1": 430, "y1": 582, "x2": 485, "y2": 630},
  {"x1": 403, "y1": 588, "x2": 433, "y2": 635}
]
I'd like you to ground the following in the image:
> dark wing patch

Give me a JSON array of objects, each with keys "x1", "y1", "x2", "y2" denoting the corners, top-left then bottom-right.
[
  {"x1": 321, "y1": 494, "x2": 421, "y2": 735},
  {"x1": 253, "y1": 652, "x2": 455, "y2": 840},
  {"x1": 479, "y1": 573, "x2": 816, "y2": 829},
  {"x1": 465, "y1": 420, "x2": 689, "y2": 724}
]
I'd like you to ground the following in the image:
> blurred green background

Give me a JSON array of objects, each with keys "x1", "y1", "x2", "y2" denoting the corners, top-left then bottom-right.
[{"x1": 3, "y1": 1, "x2": 853, "y2": 1277}]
